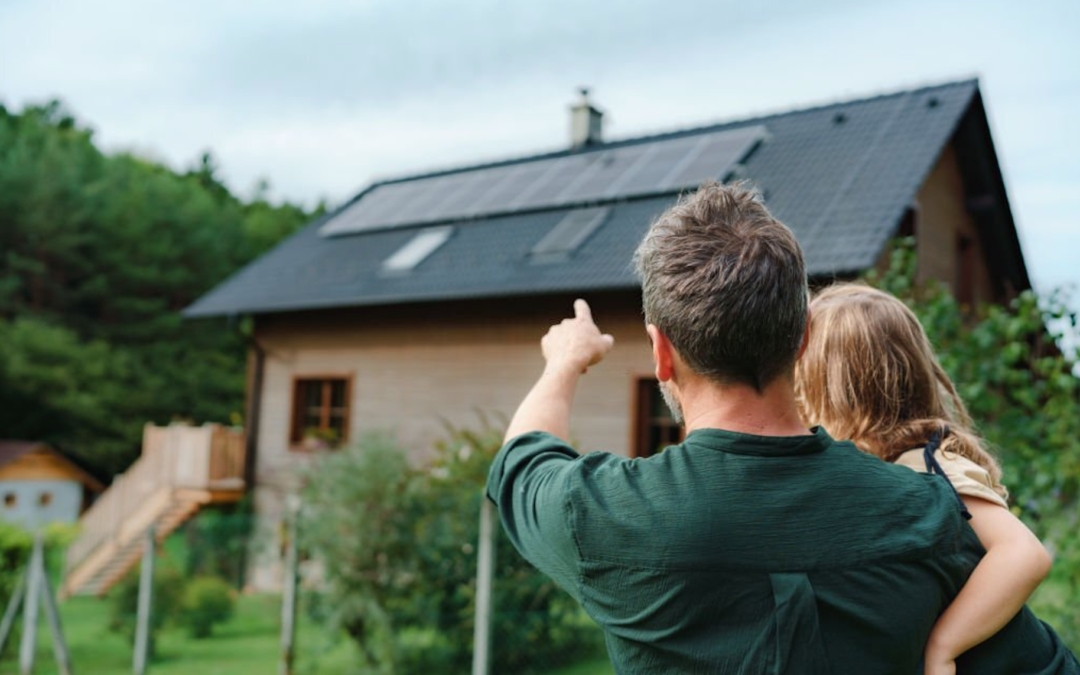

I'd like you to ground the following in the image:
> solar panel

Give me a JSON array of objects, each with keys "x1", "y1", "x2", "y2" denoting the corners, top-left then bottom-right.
[
  {"x1": 393, "y1": 173, "x2": 464, "y2": 223},
  {"x1": 473, "y1": 162, "x2": 553, "y2": 212},
  {"x1": 320, "y1": 124, "x2": 765, "y2": 237},
  {"x1": 518, "y1": 153, "x2": 594, "y2": 207},
  {"x1": 662, "y1": 131, "x2": 762, "y2": 189},
  {"x1": 613, "y1": 135, "x2": 702, "y2": 196},
  {"x1": 505, "y1": 158, "x2": 575, "y2": 210},
  {"x1": 559, "y1": 145, "x2": 649, "y2": 203},
  {"x1": 413, "y1": 173, "x2": 478, "y2": 218}
]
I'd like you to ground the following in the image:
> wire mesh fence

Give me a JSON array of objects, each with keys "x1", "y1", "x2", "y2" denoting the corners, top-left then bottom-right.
[
  {"x1": 288, "y1": 497, "x2": 608, "y2": 675},
  {"x1": 1, "y1": 430, "x2": 614, "y2": 674}
]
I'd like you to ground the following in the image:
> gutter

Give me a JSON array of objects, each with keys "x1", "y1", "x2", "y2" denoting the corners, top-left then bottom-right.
[{"x1": 241, "y1": 320, "x2": 265, "y2": 491}]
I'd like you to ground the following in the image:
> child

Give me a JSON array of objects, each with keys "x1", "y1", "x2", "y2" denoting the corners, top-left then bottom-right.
[{"x1": 795, "y1": 283, "x2": 1076, "y2": 674}]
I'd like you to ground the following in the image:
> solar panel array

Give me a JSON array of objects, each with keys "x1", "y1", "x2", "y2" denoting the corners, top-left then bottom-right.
[{"x1": 320, "y1": 124, "x2": 766, "y2": 237}]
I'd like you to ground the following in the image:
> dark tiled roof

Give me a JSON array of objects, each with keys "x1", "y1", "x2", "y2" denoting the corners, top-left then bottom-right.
[{"x1": 187, "y1": 80, "x2": 980, "y2": 317}]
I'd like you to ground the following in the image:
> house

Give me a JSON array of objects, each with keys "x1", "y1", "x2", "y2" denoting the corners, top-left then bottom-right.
[
  {"x1": 0, "y1": 441, "x2": 104, "y2": 529},
  {"x1": 185, "y1": 79, "x2": 1030, "y2": 589}
]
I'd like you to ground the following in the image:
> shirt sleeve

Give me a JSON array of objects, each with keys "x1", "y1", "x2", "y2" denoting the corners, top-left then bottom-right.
[
  {"x1": 894, "y1": 449, "x2": 1009, "y2": 509},
  {"x1": 486, "y1": 431, "x2": 583, "y2": 601}
]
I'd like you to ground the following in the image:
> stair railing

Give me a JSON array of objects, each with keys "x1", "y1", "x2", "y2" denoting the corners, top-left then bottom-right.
[{"x1": 64, "y1": 423, "x2": 245, "y2": 582}]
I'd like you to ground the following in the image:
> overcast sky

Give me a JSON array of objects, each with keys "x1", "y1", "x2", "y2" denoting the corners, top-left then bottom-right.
[{"x1": 2, "y1": 0, "x2": 1077, "y2": 292}]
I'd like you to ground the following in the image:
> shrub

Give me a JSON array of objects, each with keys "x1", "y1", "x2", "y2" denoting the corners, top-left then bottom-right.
[
  {"x1": 301, "y1": 425, "x2": 603, "y2": 674},
  {"x1": 0, "y1": 521, "x2": 32, "y2": 609},
  {"x1": 108, "y1": 562, "x2": 185, "y2": 656},
  {"x1": 179, "y1": 575, "x2": 236, "y2": 638},
  {"x1": 180, "y1": 499, "x2": 254, "y2": 588},
  {"x1": 0, "y1": 521, "x2": 32, "y2": 660}
]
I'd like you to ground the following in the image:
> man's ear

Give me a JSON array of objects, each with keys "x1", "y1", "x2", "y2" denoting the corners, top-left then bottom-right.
[
  {"x1": 646, "y1": 324, "x2": 676, "y2": 382},
  {"x1": 796, "y1": 309, "x2": 812, "y2": 360}
]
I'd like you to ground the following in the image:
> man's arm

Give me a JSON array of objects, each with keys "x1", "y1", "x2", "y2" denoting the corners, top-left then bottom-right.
[
  {"x1": 485, "y1": 300, "x2": 615, "y2": 596},
  {"x1": 504, "y1": 299, "x2": 614, "y2": 443}
]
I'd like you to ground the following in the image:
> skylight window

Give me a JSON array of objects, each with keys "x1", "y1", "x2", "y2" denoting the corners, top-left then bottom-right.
[
  {"x1": 382, "y1": 226, "x2": 454, "y2": 273},
  {"x1": 530, "y1": 207, "x2": 610, "y2": 262}
]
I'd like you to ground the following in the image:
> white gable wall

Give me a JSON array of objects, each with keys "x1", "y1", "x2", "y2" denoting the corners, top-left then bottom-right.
[{"x1": 0, "y1": 479, "x2": 83, "y2": 529}]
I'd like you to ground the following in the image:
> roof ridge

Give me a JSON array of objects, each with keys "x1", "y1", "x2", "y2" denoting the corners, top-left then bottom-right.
[{"x1": 365, "y1": 77, "x2": 980, "y2": 188}]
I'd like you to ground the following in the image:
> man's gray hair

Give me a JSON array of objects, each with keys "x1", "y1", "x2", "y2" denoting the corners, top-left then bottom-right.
[{"x1": 633, "y1": 182, "x2": 808, "y2": 391}]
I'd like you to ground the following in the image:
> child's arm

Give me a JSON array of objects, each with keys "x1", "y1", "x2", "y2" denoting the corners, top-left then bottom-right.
[{"x1": 923, "y1": 497, "x2": 1052, "y2": 675}]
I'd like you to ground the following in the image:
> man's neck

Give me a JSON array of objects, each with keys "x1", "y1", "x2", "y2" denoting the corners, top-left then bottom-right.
[{"x1": 678, "y1": 374, "x2": 809, "y2": 437}]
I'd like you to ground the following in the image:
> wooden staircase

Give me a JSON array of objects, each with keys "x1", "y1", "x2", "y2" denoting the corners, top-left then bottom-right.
[{"x1": 63, "y1": 423, "x2": 246, "y2": 597}]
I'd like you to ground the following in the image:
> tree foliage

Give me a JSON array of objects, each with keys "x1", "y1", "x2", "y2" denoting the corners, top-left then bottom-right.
[
  {"x1": 0, "y1": 100, "x2": 316, "y2": 475},
  {"x1": 867, "y1": 239, "x2": 1080, "y2": 646},
  {"x1": 300, "y1": 426, "x2": 603, "y2": 674}
]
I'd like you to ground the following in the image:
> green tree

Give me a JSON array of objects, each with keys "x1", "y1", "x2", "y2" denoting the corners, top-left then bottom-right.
[{"x1": 0, "y1": 100, "x2": 313, "y2": 474}]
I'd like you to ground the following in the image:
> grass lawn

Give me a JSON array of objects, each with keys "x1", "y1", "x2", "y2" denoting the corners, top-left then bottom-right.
[{"x1": 5, "y1": 593, "x2": 613, "y2": 675}]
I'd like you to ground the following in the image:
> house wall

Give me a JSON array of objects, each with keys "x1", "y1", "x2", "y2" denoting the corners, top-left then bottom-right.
[
  {"x1": 911, "y1": 145, "x2": 995, "y2": 304},
  {"x1": 0, "y1": 479, "x2": 83, "y2": 528},
  {"x1": 247, "y1": 292, "x2": 654, "y2": 589}
]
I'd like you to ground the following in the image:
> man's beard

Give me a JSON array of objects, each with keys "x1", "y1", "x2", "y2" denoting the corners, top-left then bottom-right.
[{"x1": 658, "y1": 381, "x2": 685, "y2": 426}]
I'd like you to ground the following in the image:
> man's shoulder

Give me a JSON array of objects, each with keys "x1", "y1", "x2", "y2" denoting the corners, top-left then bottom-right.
[{"x1": 821, "y1": 438, "x2": 946, "y2": 487}]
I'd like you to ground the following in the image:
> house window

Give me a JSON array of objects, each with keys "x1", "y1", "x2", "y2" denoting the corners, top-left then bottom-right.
[
  {"x1": 39, "y1": 492, "x2": 53, "y2": 507},
  {"x1": 3, "y1": 492, "x2": 16, "y2": 508},
  {"x1": 290, "y1": 377, "x2": 351, "y2": 449},
  {"x1": 633, "y1": 378, "x2": 683, "y2": 458}
]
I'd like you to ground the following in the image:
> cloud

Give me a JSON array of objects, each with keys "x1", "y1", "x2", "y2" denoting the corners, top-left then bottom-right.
[{"x1": 1, "y1": 0, "x2": 1077, "y2": 287}]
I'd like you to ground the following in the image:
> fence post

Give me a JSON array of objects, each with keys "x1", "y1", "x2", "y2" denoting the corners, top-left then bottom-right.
[
  {"x1": 133, "y1": 527, "x2": 155, "y2": 675},
  {"x1": 472, "y1": 498, "x2": 496, "y2": 675},
  {"x1": 19, "y1": 534, "x2": 44, "y2": 675},
  {"x1": 279, "y1": 496, "x2": 300, "y2": 675},
  {"x1": 0, "y1": 576, "x2": 25, "y2": 657},
  {"x1": 41, "y1": 553, "x2": 74, "y2": 675}
]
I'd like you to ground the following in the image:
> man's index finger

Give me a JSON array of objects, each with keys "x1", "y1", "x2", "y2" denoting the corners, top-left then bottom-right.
[{"x1": 574, "y1": 299, "x2": 593, "y2": 323}]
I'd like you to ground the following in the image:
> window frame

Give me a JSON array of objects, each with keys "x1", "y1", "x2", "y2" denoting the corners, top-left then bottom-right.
[
  {"x1": 288, "y1": 374, "x2": 354, "y2": 451},
  {"x1": 630, "y1": 375, "x2": 684, "y2": 458}
]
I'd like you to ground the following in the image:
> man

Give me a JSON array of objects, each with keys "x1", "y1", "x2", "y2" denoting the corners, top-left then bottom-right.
[{"x1": 486, "y1": 183, "x2": 985, "y2": 674}]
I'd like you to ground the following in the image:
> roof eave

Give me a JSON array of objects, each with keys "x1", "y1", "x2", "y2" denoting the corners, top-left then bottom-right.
[{"x1": 183, "y1": 280, "x2": 646, "y2": 319}]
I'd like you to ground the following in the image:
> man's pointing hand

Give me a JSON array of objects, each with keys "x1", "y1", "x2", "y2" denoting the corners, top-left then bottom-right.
[{"x1": 541, "y1": 299, "x2": 615, "y2": 375}]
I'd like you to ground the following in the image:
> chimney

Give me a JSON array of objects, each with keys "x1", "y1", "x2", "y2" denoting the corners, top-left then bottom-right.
[{"x1": 569, "y1": 87, "x2": 603, "y2": 149}]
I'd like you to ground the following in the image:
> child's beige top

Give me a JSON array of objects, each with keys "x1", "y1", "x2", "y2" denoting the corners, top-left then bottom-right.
[{"x1": 894, "y1": 449, "x2": 1009, "y2": 508}]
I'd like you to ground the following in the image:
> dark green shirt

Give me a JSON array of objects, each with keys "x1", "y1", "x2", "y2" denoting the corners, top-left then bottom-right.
[{"x1": 487, "y1": 428, "x2": 1078, "y2": 675}]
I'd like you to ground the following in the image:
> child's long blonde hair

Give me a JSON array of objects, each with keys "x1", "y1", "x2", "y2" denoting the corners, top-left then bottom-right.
[{"x1": 795, "y1": 283, "x2": 1006, "y2": 498}]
